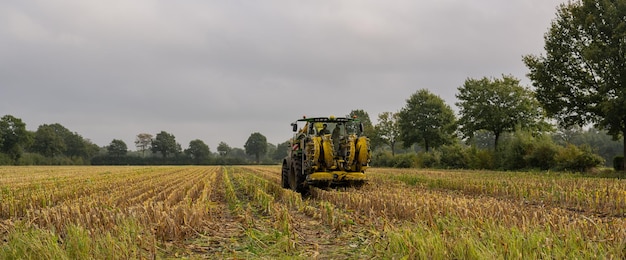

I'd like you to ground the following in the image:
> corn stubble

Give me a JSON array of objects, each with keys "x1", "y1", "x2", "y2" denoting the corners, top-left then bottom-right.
[{"x1": 0, "y1": 166, "x2": 624, "y2": 259}]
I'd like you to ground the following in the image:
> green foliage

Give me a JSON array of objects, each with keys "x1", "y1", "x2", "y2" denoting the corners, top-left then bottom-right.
[
  {"x1": 107, "y1": 139, "x2": 128, "y2": 157},
  {"x1": 348, "y1": 109, "x2": 375, "y2": 138},
  {"x1": 370, "y1": 151, "x2": 418, "y2": 168},
  {"x1": 217, "y1": 141, "x2": 231, "y2": 156},
  {"x1": 437, "y1": 143, "x2": 470, "y2": 169},
  {"x1": 524, "y1": 0, "x2": 626, "y2": 170},
  {"x1": 614, "y1": 156, "x2": 624, "y2": 171},
  {"x1": 17, "y1": 153, "x2": 49, "y2": 165},
  {"x1": 498, "y1": 131, "x2": 561, "y2": 171},
  {"x1": 244, "y1": 132, "x2": 268, "y2": 164},
  {"x1": 0, "y1": 153, "x2": 12, "y2": 165},
  {"x1": 184, "y1": 139, "x2": 211, "y2": 164},
  {"x1": 374, "y1": 111, "x2": 400, "y2": 155},
  {"x1": 554, "y1": 126, "x2": 623, "y2": 166},
  {"x1": 0, "y1": 224, "x2": 67, "y2": 259},
  {"x1": 393, "y1": 153, "x2": 419, "y2": 168},
  {"x1": 456, "y1": 76, "x2": 548, "y2": 148},
  {"x1": 525, "y1": 140, "x2": 559, "y2": 171},
  {"x1": 134, "y1": 133, "x2": 153, "y2": 158},
  {"x1": 29, "y1": 123, "x2": 97, "y2": 161},
  {"x1": 30, "y1": 124, "x2": 66, "y2": 157},
  {"x1": 417, "y1": 151, "x2": 440, "y2": 168},
  {"x1": 0, "y1": 115, "x2": 32, "y2": 163},
  {"x1": 467, "y1": 146, "x2": 495, "y2": 170},
  {"x1": 398, "y1": 89, "x2": 457, "y2": 151},
  {"x1": 272, "y1": 141, "x2": 290, "y2": 161},
  {"x1": 554, "y1": 144, "x2": 605, "y2": 172},
  {"x1": 151, "y1": 131, "x2": 180, "y2": 158}
]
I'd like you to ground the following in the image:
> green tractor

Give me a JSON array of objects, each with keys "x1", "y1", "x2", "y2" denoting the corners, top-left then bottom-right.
[{"x1": 281, "y1": 116, "x2": 371, "y2": 194}]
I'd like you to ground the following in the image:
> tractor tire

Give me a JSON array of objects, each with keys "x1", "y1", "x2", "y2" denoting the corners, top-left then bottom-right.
[
  {"x1": 281, "y1": 160, "x2": 290, "y2": 189},
  {"x1": 289, "y1": 155, "x2": 309, "y2": 194}
]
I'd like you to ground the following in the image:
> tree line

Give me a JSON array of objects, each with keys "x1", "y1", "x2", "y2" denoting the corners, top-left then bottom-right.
[{"x1": 0, "y1": 116, "x2": 287, "y2": 166}]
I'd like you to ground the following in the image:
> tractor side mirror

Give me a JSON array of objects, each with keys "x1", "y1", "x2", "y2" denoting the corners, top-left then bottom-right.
[{"x1": 291, "y1": 123, "x2": 298, "y2": 132}]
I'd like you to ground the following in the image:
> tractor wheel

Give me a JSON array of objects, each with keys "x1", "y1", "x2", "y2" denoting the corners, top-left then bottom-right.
[
  {"x1": 281, "y1": 160, "x2": 290, "y2": 189},
  {"x1": 292, "y1": 157, "x2": 309, "y2": 195}
]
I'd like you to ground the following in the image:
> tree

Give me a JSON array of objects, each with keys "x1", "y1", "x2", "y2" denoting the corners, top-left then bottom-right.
[
  {"x1": 398, "y1": 89, "x2": 457, "y2": 151},
  {"x1": 31, "y1": 124, "x2": 66, "y2": 157},
  {"x1": 151, "y1": 131, "x2": 180, "y2": 158},
  {"x1": 0, "y1": 115, "x2": 32, "y2": 163},
  {"x1": 272, "y1": 141, "x2": 290, "y2": 161},
  {"x1": 348, "y1": 109, "x2": 376, "y2": 143},
  {"x1": 375, "y1": 112, "x2": 400, "y2": 155},
  {"x1": 524, "y1": 0, "x2": 626, "y2": 170},
  {"x1": 244, "y1": 132, "x2": 267, "y2": 164},
  {"x1": 135, "y1": 133, "x2": 153, "y2": 157},
  {"x1": 456, "y1": 75, "x2": 547, "y2": 149},
  {"x1": 63, "y1": 131, "x2": 91, "y2": 159},
  {"x1": 185, "y1": 139, "x2": 211, "y2": 164},
  {"x1": 217, "y1": 141, "x2": 231, "y2": 156},
  {"x1": 107, "y1": 139, "x2": 128, "y2": 157}
]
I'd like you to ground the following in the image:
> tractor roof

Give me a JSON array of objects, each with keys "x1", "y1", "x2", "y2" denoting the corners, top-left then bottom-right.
[{"x1": 296, "y1": 116, "x2": 360, "y2": 123}]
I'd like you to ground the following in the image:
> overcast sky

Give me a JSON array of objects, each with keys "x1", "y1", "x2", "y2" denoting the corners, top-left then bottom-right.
[{"x1": 0, "y1": 0, "x2": 566, "y2": 150}]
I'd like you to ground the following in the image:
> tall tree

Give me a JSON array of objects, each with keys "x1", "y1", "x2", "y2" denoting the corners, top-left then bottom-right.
[
  {"x1": 524, "y1": 0, "x2": 626, "y2": 169},
  {"x1": 185, "y1": 139, "x2": 211, "y2": 164},
  {"x1": 63, "y1": 131, "x2": 91, "y2": 158},
  {"x1": 456, "y1": 75, "x2": 547, "y2": 149},
  {"x1": 0, "y1": 115, "x2": 32, "y2": 163},
  {"x1": 217, "y1": 141, "x2": 231, "y2": 156},
  {"x1": 135, "y1": 133, "x2": 153, "y2": 157},
  {"x1": 375, "y1": 112, "x2": 401, "y2": 155},
  {"x1": 398, "y1": 89, "x2": 457, "y2": 151},
  {"x1": 244, "y1": 132, "x2": 267, "y2": 164},
  {"x1": 107, "y1": 139, "x2": 128, "y2": 157},
  {"x1": 31, "y1": 124, "x2": 66, "y2": 157},
  {"x1": 151, "y1": 131, "x2": 180, "y2": 158}
]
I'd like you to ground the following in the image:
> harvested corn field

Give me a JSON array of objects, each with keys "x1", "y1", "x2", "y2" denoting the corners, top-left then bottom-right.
[{"x1": 0, "y1": 166, "x2": 624, "y2": 259}]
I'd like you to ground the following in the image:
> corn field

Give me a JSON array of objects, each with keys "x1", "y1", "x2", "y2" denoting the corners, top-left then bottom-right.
[{"x1": 0, "y1": 166, "x2": 624, "y2": 259}]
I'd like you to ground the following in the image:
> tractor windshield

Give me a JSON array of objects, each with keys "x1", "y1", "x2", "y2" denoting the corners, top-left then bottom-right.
[
  {"x1": 313, "y1": 121, "x2": 360, "y2": 136},
  {"x1": 295, "y1": 117, "x2": 363, "y2": 137}
]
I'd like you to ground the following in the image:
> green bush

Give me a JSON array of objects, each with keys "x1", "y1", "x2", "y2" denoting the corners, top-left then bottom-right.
[
  {"x1": 497, "y1": 131, "x2": 534, "y2": 170},
  {"x1": 437, "y1": 144, "x2": 469, "y2": 169},
  {"x1": 417, "y1": 151, "x2": 440, "y2": 168},
  {"x1": 0, "y1": 153, "x2": 12, "y2": 165},
  {"x1": 614, "y1": 156, "x2": 624, "y2": 171},
  {"x1": 371, "y1": 151, "x2": 394, "y2": 167},
  {"x1": 554, "y1": 144, "x2": 605, "y2": 172},
  {"x1": 467, "y1": 147, "x2": 495, "y2": 170},
  {"x1": 393, "y1": 153, "x2": 419, "y2": 168},
  {"x1": 524, "y1": 138, "x2": 559, "y2": 170}
]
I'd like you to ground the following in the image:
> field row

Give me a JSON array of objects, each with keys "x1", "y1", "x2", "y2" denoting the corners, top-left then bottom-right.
[{"x1": 0, "y1": 166, "x2": 624, "y2": 259}]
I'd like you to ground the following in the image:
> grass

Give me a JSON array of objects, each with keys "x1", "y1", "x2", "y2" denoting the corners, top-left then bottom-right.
[{"x1": 0, "y1": 165, "x2": 624, "y2": 259}]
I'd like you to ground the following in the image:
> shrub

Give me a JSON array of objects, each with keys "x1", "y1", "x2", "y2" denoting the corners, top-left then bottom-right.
[
  {"x1": 371, "y1": 151, "x2": 394, "y2": 167},
  {"x1": 524, "y1": 138, "x2": 559, "y2": 170},
  {"x1": 437, "y1": 144, "x2": 469, "y2": 169},
  {"x1": 467, "y1": 147, "x2": 495, "y2": 170},
  {"x1": 614, "y1": 156, "x2": 624, "y2": 171},
  {"x1": 497, "y1": 131, "x2": 534, "y2": 170},
  {"x1": 393, "y1": 153, "x2": 419, "y2": 168},
  {"x1": 0, "y1": 153, "x2": 12, "y2": 165},
  {"x1": 554, "y1": 144, "x2": 605, "y2": 172},
  {"x1": 417, "y1": 151, "x2": 440, "y2": 168}
]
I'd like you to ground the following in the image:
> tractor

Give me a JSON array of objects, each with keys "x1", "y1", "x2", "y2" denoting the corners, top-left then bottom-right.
[{"x1": 281, "y1": 116, "x2": 371, "y2": 194}]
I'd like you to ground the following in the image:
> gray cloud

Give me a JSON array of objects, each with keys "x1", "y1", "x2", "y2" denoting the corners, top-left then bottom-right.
[{"x1": 0, "y1": 0, "x2": 565, "y2": 149}]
